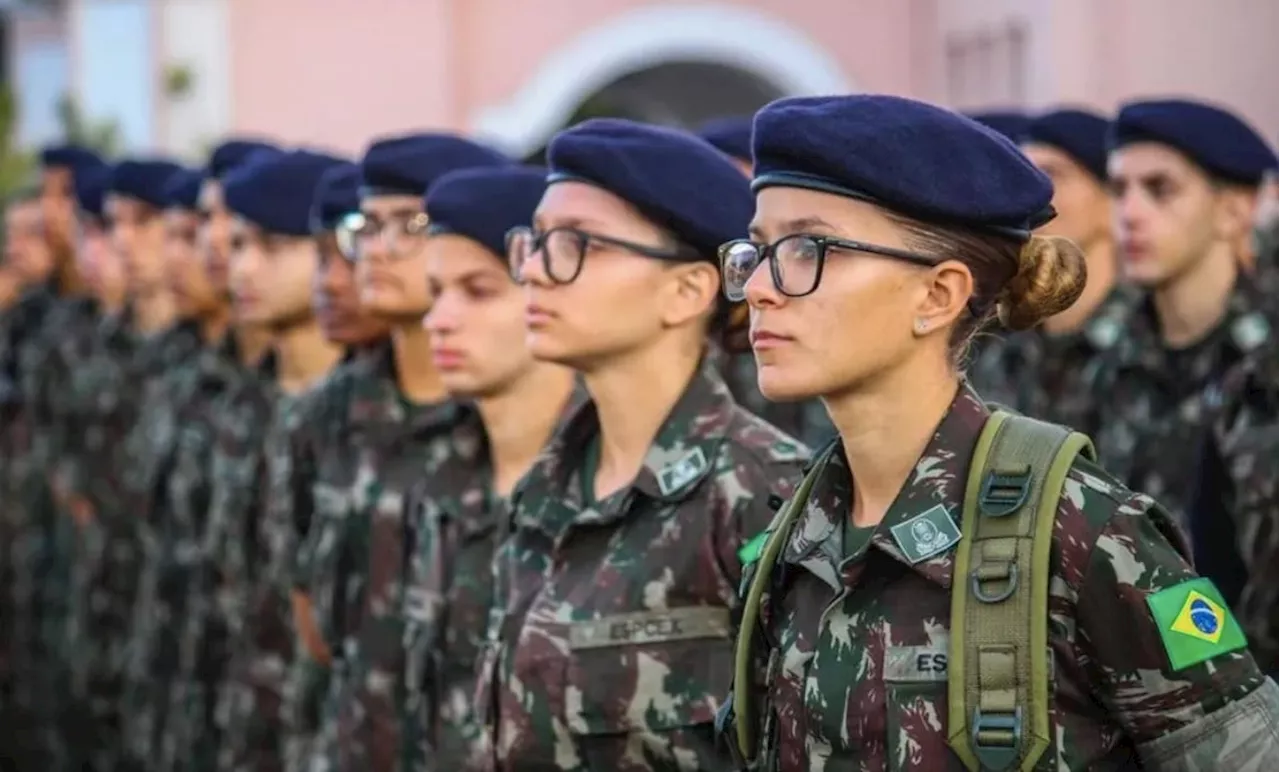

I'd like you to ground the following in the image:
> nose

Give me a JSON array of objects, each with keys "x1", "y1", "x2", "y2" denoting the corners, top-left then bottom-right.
[
  {"x1": 743, "y1": 259, "x2": 784, "y2": 310},
  {"x1": 423, "y1": 293, "x2": 459, "y2": 334}
]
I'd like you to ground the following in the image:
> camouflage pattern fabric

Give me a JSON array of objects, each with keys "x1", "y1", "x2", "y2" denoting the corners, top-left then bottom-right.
[
  {"x1": 1091, "y1": 279, "x2": 1274, "y2": 528},
  {"x1": 967, "y1": 284, "x2": 1137, "y2": 434},
  {"x1": 732, "y1": 384, "x2": 1276, "y2": 770},
  {"x1": 401, "y1": 391, "x2": 582, "y2": 772},
  {"x1": 473, "y1": 359, "x2": 807, "y2": 772},
  {"x1": 298, "y1": 343, "x2": 485, "y2": 772}
]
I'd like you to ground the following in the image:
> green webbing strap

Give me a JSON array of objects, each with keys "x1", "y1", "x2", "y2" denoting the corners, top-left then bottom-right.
[
  {"x1": 731, "y1": 442, "x2": 837, "y2": 764},
  {"x1": 947, "y1": 411, "x2": 1095, "y2": 772}
]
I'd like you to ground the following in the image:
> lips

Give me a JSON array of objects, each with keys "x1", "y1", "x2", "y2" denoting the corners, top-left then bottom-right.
[
  {"x1": 431, "y1": 347, "x2": 466, "y2": 369},
  {"x1": 750, "y1": 329, "x2": 793, "y2": 350},
  {"x1": 525, "y1": 304, "x2": 555, "y2": 327}
]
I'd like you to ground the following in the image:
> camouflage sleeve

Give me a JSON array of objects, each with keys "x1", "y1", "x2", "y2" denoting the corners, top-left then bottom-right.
[
  {"x1": 1075, "y1": 490, "x2": 1276, "y2": 766},
  {"x1": 715, "y1": 448, "x2": 805, "y2": 594}
]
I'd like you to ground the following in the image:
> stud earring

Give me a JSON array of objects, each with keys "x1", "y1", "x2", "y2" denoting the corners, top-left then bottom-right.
[{"x1": 915, "y1": 319, "x2": 928, "y2": 334}]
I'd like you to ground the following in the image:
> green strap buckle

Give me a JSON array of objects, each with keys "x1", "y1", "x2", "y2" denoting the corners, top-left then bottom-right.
[
  {"x1": 978, "y1": 468, "x2": 1031, "y2": 517},
  {"x1": 971, "y1": 706, "x2": 1023, "y2": 771}
]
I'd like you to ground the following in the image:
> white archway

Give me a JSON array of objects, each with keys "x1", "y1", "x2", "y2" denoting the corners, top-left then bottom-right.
[{"x1": 470, "y1": 3, "x2": 855, "y2": 158}]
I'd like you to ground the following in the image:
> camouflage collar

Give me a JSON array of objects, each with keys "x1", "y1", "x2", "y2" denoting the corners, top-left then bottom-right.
[
  {"x1": 781, "y1": 384, "x2": 989, "y2": 593},
  {"x1": 1123, "y1": 274, "x2": 1273, "y2": 373}
]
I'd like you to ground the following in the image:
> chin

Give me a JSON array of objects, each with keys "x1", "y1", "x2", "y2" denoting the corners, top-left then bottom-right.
[{"x1": 757, "y1": 364, "x2": 824, "y2": 403}]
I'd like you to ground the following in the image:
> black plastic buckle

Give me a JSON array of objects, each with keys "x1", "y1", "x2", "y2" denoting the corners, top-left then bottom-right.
[
  {"x1": 970, "y1": 563, "x2": 1020, "y2": 604},
  {"x1": 979, "y1": 468, "x2": 1031, "y2": 517},
  {"x1": 971, "y1": 706, "x2": 1023, "y2": 771}
]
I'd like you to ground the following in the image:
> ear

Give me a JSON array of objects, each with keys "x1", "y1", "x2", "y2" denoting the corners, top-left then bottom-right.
[
  {"x1": 1214, "y1": 186, "x2": 1256, "y2": 242},
  {"x1": 912, "y1": 259, "x2": 973, "y2": 335},
  {"x1": 659, "y1": 261, "x2": 720, "y2": 328}
]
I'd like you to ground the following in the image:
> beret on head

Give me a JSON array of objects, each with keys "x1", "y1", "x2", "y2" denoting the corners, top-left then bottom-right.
[
  {"x1": 697, "y1": 116, "x2": 754, "y2": 163},
  {"x1": 753, "y1": 95, "x2": 1056, "y2": 238},
  {"x1": 1023, "y1": 108, "x2": 1110, "y2": 181},
  {"x1": 1109, "y1": 98, "x2": 1278, "y2": 185},
  {"x1": 425, "y1": 165, "x2": 547, "y2": 259},
  {"x1": 964, "y1": 111, "x2": 1032, "y2": 142},
  {"x1": 109, "y1": 158, "x2": 186, "y2": 209},
  {"x1": 162, "y1": 167, "x2": 206, "y2": 211},
  {"x1": 208, "y1": 138, "x2": 282, "y2": 179},
  {"x1": 310, "y1": 162, "x2": 361, "y2": 233},
  {"x1": 40, "y1": 144, "x2": 106, "y2": 175},
  {"x1": 223, "y1": 149, "x2": 347, "y2": 236},
  {"x1": 546, "y1": 118, "x2": 754, "y2": 258},
  {"x1": 74, "y1": 163, "x2": 113, "y2": 219},
  {"x1": 359, "y1": 132, "x2": 511, "y2": 197}
]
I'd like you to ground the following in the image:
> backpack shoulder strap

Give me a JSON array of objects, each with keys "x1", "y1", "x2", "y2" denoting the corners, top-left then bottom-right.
[
  {"x1": 728, "y1": 440, "x2": 838, "y2": 765},
  {"x1": 947, "y1": 410, "x2": 1095, "y2": 772}
]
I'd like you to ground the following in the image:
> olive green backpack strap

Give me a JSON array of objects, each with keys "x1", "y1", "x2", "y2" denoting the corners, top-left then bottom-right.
[
  {"x1": 947, "y1": 410, "x2": 1095, "y2": 772},
  {"x1": 729, "y1": 441, "x2": 838, "y2": 766}
]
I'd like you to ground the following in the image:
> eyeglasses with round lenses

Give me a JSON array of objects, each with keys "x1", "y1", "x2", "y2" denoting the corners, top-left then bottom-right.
[
  {"x1": 719, "y1": 233, "x2": 940, "y2": 302},
  {"x1": 335, "y1": 211, "x2": 431, "y2": 261},
  {"x1": 505, "y1": 225, "x2": 697, "y2": 285}
]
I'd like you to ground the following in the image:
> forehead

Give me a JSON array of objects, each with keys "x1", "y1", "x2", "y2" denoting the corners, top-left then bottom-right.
[
  {"x1": 165, "y1": 208, "x2": 197, "y2": 225},
  {"x1": 360, "y1": 194, "x2": 422, "y2": 218},
  {"x1": 230, "y1": 215, "x2": 264, "y2": 238},
  {"x1": 750, "y1": 186, "x2": 894, "y2": 238},
  {"x1": 535, "y1": 180, "x2": 643, "y2": 227},
  {"x1": 104, "y1": 193, "x2": 148, "y2": 214},
  {"x1": 198, "y1": 179, "x2": 223, "y2": 212},
  {"x1": 425, "y1": 233, "x2": 506, "y2": 278},
  {"x1": 1020, "y1": 143, "x2": 1080, "y2": 173},
  {"x1": 1107, "y1": 142, "x2": 1205, "y2": 180}
]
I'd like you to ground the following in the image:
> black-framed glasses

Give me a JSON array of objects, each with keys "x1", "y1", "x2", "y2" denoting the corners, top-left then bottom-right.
[
  {"x1": 335, "y1": 211, "x2": 431, "y2": 261},
  {"x1": 719, "y1": 234, "x2": 939, "y2": 302},
  {"x1": 505, "y1": 225, "x2": 697, "y2": 285}
]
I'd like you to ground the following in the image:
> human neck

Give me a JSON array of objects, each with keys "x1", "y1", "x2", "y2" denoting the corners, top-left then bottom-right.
[
  {"x1": 478, "y1": 362, "x2": 577, "y2": 498},
  {"x1": 583, "y1": 337, "x2": 702, "y2": 500},
  {"x1": 131, "y1": 291, "x2": 178, "y2": 336},
  {"x1": 1152, "y1": 246, "x2": 1238, "y2": 349},
  {"x1": 199, "y1": 305, "x2": 233, "y2": 346},
  {"x1": 825, "y1": 354, "x2": 960, "y2": 528},
  {"x1": 235, "y1": 324, "x2": 273, "y2": 368},
  {"x1": 391, "y1": 320, "x2": 448, "y2": 405},
  {"x1": 1042, "y1": 238, "x2": 1117, "y2": 335},
  {"x1": 274, "y1": 318, "x2": 342, "y2": 395}
]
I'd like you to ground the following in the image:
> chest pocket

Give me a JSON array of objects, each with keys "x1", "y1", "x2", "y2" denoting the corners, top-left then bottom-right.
[
  {"x1": 884, "y1": 643, "x2": 966, "y2": 771},
  {"x1": 565, "y1": 607, "x2": 733, "y2": 767}
]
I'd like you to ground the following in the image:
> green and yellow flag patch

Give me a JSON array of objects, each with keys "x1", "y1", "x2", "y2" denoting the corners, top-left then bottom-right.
[
  {"x1": 1146, "y1": 578, "x2": 1247, "y2": 671},
  {"x1": 738, "y1": 530, "x2": 768, "y2": 565}
]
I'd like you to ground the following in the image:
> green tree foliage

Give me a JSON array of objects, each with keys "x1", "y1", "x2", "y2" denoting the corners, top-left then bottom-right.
[
  {"x1": 0, "y1": 84, "x2": 36, "y2": 197},
  {"x1": 55, "y1": 94, "x2": 123, "y2": 157}
]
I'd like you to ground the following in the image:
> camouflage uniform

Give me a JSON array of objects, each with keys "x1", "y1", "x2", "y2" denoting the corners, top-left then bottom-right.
[
  {"x1": 401, "y1": 392, "x2": 582, "y2": 772},
  {"x1": 967, "y1": 285, "x2": 1137, "y2": 435},
  {"x1": 1091, "y1": 280, "x2": 1273, "y2": 527},
  {"x1": 473, "y1": 360, "x2": 807, "y2": 772},
  {"x1": 718, "y1": 347, "x2": 835, "y2": 450},
  {"x1": 730, "y1": 384, "x2": 1277, "y2": 770},
  {"x1": 295, "y1": 343, "x2": 484, "y2": 772}
]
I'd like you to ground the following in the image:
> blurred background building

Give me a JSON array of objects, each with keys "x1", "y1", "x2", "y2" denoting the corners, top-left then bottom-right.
[{"x1": 1, "y1": 0, "x2": 1277, "y2": 163}]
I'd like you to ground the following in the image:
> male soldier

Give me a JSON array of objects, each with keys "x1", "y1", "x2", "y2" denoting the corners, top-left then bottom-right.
[
  {"x1": 969, "y1": 108, "x2": 1132, "y2": 433},
  {"x1": 212, "y1": 150, "x2": 348, "y2": 772},
  {"x1": 402, "y1": 165, "x2": 579, "y2": 771},
  {"x1": 287, "y1": 133, "x2": 508, "y2": 772},
  {"x1": 1095, "y1": 99, "x2": 1277, "y2": 527},
  {"x1": 698, "y1": 115, "x2": 835, "y2": 449}
]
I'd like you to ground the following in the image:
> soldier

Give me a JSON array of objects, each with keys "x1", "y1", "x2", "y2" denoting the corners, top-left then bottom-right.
[
  {"x1": 401, "y1": 165, "x2": 578, "y2": 771},
  {"x1": 1094, "y1": 99, "x2": 1277, "y2": 526},
  {"x1": 480, "y1": 119, "x2": 807, "y2": 771},
  {"x1": 292, "y1": 133, "x2": 509, "y2": 772},
  {"x1": 208, "y1": 149, "x2": 348, "y2": 772},
  {"x1": 964, "y1": 110, "x2": 1030, "y2": 142},
  {"x1": 699, "y1": 116, "x2": 836, "y2": 449},
  {"x1": 715, "y1": 93, "x2": 1276, "y2": 771},
  {"x1": 968, "y1": 108, "x2": 1131, "y2": 433}
]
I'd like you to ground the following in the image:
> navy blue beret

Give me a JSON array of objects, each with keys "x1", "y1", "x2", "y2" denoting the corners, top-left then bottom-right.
[
  {"x1": 162, "y1": 167, "x2": 206, "y2": 211},
  {"x1": 425, "y1": 165, "x2": 546, "y2": 259},
  {"x1": 547, "y1": 118, "x2": 754, "y2": 258},
  {"x1": 109, "y1": 158, "x2": 186, "y2": 209},
  {"x1": 1024, "y1": 108, "x2": 1110, "y2": 181},
  {"x1": 74, "y1": 164, "x2": 113, "y2": 219},
  {"x1": 208, "y1": 138, "x2": 282, "y2": 179},
  {"x1": 40, "y1": 144, "x2": 106, "y2": 174},
  {"x1": 964, "y1": 111, "x2": 1031, "y2": 142},
  {"x1": 697, "y1": 116, "x2": 754, "y2": 162},
  {"x1": 224, "y1": 150, "x2": 347, "y2": 236},
  {"x1": 310, "y1": 162, "x2": 361, "y2": 233},
  {"x1": 1110, "y1": 99, "x2": 1278, "y2": 185},
  {"x1": 359, "y1": 132, "x2": 510, "y2": 197},
  {"x1": 753, "y1": 95, "x2": 1055, "y2": 239}
]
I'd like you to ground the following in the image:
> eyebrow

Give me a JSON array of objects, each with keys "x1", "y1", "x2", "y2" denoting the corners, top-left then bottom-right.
[
  {"x1": 532, "y1": 214, "x2": 606, "y2": 232},
  {"x1": 750, "y1": 215, "x2": 839, "y2": 241}
]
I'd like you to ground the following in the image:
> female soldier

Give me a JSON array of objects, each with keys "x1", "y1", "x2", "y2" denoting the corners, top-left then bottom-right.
[
  {"x1": 476, "y1": 119, "x2": 807, "y2": 772},
  {"x1": 717, "y1": 94, "x2": 1277, "y2": 771}
]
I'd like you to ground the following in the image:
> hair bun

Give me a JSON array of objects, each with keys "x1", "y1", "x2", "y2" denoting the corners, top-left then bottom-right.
[{"x1": 997, "y1": 235, "x2": 1088, "y2": 331}]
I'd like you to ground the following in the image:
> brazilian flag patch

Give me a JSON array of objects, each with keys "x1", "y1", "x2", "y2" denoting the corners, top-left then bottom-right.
[
  {"x1": 738, "y1": 530, "x2": 768, "y2": 565},
  {"x1": 1145, "y1": 578, "x2": 1247, "y2": 671}
]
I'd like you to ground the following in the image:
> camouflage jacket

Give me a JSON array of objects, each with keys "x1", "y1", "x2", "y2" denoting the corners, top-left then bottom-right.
[
  {"x1": 717, "y1": 346, "x2": 835, "y2": 450},
  {"x1": 473, "y1": 359, "x2": 808, "y2": 772},
  {"x1": 1091, "y1": 279, "x2": 1274, "y2": 528},
  {"x1": 967, "y1": 284, "x2": 1136, "y2": 435},
  {"x1": 293, "y1": 342, "x2": 485, "y2": 772},
  {"x1": 731, "y1": 384, "x2": 1276, "y2": 771},
  {"x1": 402, "y1": 389, "x2": 583, "y2": 772}
]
